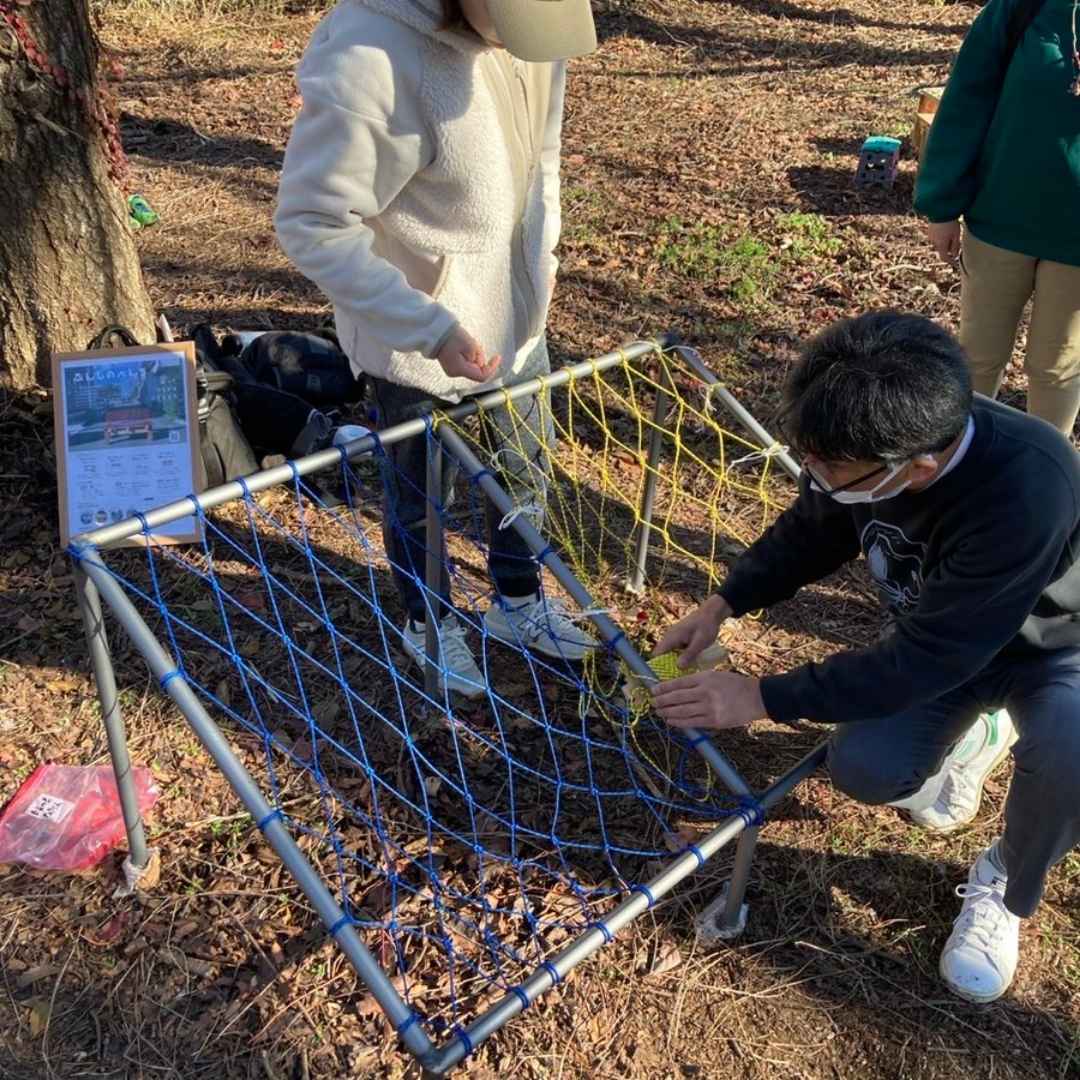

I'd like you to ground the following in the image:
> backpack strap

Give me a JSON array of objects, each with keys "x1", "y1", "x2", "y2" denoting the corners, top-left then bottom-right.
[{"x1": 86, "y1": 325, "x2": 141, "y2": 351}]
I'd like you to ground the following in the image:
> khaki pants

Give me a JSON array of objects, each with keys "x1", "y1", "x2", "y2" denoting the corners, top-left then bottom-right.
[{"x1": 960, "y1": 228, "x2": 1080, "y2": 435}]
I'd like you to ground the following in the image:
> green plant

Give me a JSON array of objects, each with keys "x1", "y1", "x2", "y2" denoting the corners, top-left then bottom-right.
[
  {"x1": 562, "y1": 184, "x2": 609, "y2": 250},
  {"x1": 776, "y1": 212, "x2": 843, "y2": 260},
  {"x1": 657, "y1": 218, "x2": 774, "y2": 302}
]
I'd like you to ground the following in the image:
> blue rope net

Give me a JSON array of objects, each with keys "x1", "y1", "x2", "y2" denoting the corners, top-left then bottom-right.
[{"x1": 86, "y1": 348, "x2": 787, "y2": 1036}]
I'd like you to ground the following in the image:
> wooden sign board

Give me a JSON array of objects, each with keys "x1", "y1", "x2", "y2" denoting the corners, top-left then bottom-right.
[{"x1": 53, "y1": 342, "x2": 201, "y2": 548}]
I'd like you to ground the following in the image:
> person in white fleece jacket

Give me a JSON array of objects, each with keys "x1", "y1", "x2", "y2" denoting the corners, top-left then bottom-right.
[{"x1": 275, "y1": 0, "x2": 599, "y2": 697}]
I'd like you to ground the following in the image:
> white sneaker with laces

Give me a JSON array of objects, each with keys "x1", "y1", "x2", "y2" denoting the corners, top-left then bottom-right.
[
  {"x1": 910, "y1": 710, "x2": 1018, "y2": 832},
  {"x1": 940, "y1": 844, "x2": 1020, "y2": 1003},
  {"x1": 483, "y1": 593, "x2": 598, "y2": 661},
  {"x1": 401, "y1": 616, "x2": 484, "y2": 699}
]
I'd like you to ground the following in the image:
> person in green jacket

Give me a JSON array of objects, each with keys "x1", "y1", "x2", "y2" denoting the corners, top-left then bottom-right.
[{"x1": 914, "y1": 0, "x2": 1080, "y2": 435}]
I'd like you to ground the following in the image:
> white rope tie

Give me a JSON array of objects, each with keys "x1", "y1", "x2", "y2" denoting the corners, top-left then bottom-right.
[
  {"x1": 497, "y1": 503, "x2": 545, "y2": 531},
  {"x1": 728, "y1": 442, "x2": 789, "y2": 469}
]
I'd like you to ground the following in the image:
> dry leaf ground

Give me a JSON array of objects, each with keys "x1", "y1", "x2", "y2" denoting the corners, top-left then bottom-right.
[{"x1": 0, "y1": 0, "x2": 1077, "y2": 1077}]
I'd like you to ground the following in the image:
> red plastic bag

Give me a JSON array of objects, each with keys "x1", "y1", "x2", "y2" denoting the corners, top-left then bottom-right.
[{"x1": 0, "y1": 764, "x2": 160, "y2": 872}]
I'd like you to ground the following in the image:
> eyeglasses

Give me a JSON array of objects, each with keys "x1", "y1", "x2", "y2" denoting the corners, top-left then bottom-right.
[
  {"x1": 803, "y1": 460, "x2": 889, "y2": 495},
  {"x1": 773, "y1": 411, "x2": 890, "y2": 495}
]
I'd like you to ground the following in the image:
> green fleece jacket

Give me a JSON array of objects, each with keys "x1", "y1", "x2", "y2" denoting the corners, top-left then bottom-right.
[{"x1": 914, "y1": 0, "x2": 1080, "y2": 267}]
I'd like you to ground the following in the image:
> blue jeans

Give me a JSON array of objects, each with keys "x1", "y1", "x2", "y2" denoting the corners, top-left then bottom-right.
[
  {"x1": 370, "y1": 366, "x2": 552, "y2": 624},
  {"x1": 828, "y1": 644, "x2": 1080, "y2": 917}
]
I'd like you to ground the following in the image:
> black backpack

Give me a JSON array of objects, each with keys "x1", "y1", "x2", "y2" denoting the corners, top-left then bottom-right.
[
  {"x1": 194, "y1": 354, "x2": 261, "y2": 490},
  {"x1": 190, "y1": 326, "x2": 342, "y2": 483},
  {"x1": 228, "y1": 329, "x2": 365, "y2": 409},
  {"x1": 85, "y1": 325, "x2": 362, "y2": 494}
]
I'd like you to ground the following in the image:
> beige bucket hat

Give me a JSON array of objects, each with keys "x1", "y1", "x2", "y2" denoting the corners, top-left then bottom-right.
[{"x1": 487, "y1": 0, "x2": 598, "y2": 62}]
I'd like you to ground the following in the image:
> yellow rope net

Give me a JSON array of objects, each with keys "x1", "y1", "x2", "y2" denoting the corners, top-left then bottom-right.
[{"x1": 436, "y1": 344, "x2": 792, "y2": 800}]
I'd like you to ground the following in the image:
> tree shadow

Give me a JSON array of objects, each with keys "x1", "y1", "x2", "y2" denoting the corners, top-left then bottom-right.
[
  {"x1": 810, "y1": 134, "x2": 870, "y2": 157},
  {"x1": 593, "y1": 6, "x2": 959, "y2": 76},
  {"x1": 120, "y1": 114, "x2": 285, "y2": 170},
  {"x1": 786, "y1": 164, "x2": 916, "y2": 217},
  {"x1": 655, "y1": 831, "x2": 1080, "y2": 1077},
  {"x1": 724, "y1": 0, "x2": 972, "y2": 37},
  {"x1": 144, "y1": 262, "x2": 326, "y2": 331}
]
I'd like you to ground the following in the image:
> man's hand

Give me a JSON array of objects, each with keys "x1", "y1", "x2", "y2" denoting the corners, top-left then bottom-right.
[
  {"x1": 928, "y1": 220, "x2": 962, "y2": 262},
  {"x1": 437, "y1": 325, "x2": 501, "y2": 383},
  {"x1": 652, "y1": 670, "x2": 766, "y2": 731},
  {"x1": 652, "y1": 595, "x2": 732, "y2": 669}
]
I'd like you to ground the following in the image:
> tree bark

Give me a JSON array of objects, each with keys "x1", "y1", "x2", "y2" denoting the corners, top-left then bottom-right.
[{"x1": 0, "y1": 0, "x2": 154, "y2": 390}]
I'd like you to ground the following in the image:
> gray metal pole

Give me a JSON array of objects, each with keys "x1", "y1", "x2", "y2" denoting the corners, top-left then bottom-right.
[
  {"x1": 434, "y1": 423, "x2": 752, "y2": 799},
  {"x1": 673, "y1": 345, "x2": 802, "y2": 483},
  {"x1": 73, "y1": 564, "x2": 150, "y2": 870},
  {"x1": 422, "y1": 740, "x2": 827, "y2": 1075},
  {"x1": 76, "y1": 337, "x2": 677, "y2": 551},
  {"x1": 720, "y1": 825, "x2": 759, "y2": 930},
  {"x1": 627, "y1": 369, "x2": 672, "y2": 595},
  {"x1": 76, "y1": 550, "x2": 436, "y2": 1063},
  {"x1": 424, "y1": 435, "x2": 444, "y2": 697}
]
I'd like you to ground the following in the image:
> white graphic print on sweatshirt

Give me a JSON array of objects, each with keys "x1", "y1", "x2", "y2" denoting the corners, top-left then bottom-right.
[{"x1": 861, "y1": 520, "x2": 927, "y2": 614}]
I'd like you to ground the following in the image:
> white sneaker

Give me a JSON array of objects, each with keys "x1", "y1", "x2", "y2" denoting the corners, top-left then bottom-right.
[
  {"x1": 401, "y1": 616, "x2": 484, "y2": 699},
  {"x1": 483, "y1": 593, "x2": 598, "y2": 662},
  {"x1": 940, "y1": 844, "x2": 1020, "y2": 1003},
  {"x1": 909, "y1": 710, "x2": 1018, "y2": 832}
]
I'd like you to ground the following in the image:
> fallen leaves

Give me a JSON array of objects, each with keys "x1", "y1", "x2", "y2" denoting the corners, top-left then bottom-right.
[{"x1": 84, "y1": 911, "x2": 128, "y2": 947}]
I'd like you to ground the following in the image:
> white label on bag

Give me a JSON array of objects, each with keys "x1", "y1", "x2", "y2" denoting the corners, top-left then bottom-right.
[{"x1": 25, "y1": 795, "x2": 75, "y2": 823}]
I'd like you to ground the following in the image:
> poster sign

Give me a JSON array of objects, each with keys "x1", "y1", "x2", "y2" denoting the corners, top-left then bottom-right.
[{"x1": 53, "y1": 342, "x2": 201, "y2": 547}]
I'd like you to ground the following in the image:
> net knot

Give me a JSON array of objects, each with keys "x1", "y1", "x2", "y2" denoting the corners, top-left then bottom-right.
[
  {"x1": 256, "y1": 808, "x2": 284, "y2": 832},
  {"x1": 159, "y1": 669, "x2": 184, "y2": 690},
  {"x1": 728, "y1": 442, "x2": 789, "y2": 469},
  {"x1": 498, "y1": 503, "x2": 544, "y2": 532},
  {"x1": 540, "y1": 960, "x2": 562, "y2": 986},
  {"x1": 454, "y1": 1027, "x2": 475, "y2": 1057},
  {"x1": 396, "y1": 1012, "x2": 421, "y2": 1036}
]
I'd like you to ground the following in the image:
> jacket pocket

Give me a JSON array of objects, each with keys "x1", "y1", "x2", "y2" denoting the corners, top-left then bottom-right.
[{"x1": 430, "y1": 253, "x2": 454, "y2": 302}]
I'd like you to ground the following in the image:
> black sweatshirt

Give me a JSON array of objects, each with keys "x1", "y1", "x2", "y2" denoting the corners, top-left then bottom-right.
[{"x1": 718, "y1": 398, "x2": 1080, "y2": 724}]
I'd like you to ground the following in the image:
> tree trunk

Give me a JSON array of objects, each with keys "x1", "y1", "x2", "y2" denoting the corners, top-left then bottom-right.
[{"x1": 0, "y1": 0, "x2": 154, "y2": 389}]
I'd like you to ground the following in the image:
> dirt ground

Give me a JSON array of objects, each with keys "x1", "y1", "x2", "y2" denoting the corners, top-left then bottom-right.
[{"x1": 0, "y1": 0, "x2": 1077, "y2": 1077}]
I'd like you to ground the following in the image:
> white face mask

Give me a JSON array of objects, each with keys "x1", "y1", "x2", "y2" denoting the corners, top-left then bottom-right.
[{"x1": 808, "y1": 461, "x2": 912, "y2": 505}]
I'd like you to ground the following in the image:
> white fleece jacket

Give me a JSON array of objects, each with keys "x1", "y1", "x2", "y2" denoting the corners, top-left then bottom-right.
[{"x1": 274, "y1": 0, "x2": 565, "y2": 403}]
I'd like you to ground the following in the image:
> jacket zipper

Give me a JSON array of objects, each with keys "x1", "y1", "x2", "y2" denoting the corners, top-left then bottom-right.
[{"x1": 511, "y1": 62, "x2": 541, "y2": 338}]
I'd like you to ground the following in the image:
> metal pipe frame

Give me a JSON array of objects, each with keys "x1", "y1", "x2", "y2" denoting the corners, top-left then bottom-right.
[
  {"x1": 76, "y1": 547, "x2": 438, "y2": 1064},
  {"x1": 73, "y1": 337, "x2": 678, "y2": 553},
  {"x1": 673, "y1": 344, "x2": 802, "y2": 483},
  {"x1": 424, "y1": 435, "x2": 444, "y2": 698},
  {"x1": 70, "y1": 332, "x2": 817, "y2": 1073},
  {"x1": 721, "y1": 825, "x2": 759, "y2": 930},
  {"x1": 79, "y1": 531, "x2": 825, "y2": 1074},
  {"x1": 435, "y1": 423, "x2": 753, "y2": 799},
  {"x1": 420, "y1": 741, "x2": 826, "y2": 1075},
  {"x1": 74, "y1": 566, "x2": 151, "y2": 871},
  {"x1": 626, "y1": 363, "x2": 673, "y2": 595}
]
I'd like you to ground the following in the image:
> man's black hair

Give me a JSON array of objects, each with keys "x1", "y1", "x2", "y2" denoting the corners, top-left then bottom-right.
[{"x1": 780, "y1": 310, "x2": 973, "y2": 463}]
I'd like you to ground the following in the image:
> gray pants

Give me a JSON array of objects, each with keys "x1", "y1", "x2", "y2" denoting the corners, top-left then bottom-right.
[{"x1": 828, "y1": 645, "x2": 1080, "y2": 917}]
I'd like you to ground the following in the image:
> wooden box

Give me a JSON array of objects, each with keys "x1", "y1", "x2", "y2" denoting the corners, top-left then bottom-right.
[{"x1": 913, "y1": 86, "x2": 945, "y2": 160}]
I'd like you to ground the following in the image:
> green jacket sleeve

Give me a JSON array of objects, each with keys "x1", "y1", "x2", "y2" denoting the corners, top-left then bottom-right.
[{"x1": 913, "y1": 0, "x2": 1011, "y2": 223}]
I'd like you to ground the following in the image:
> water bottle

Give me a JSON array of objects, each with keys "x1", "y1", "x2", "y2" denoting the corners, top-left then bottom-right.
[{"x1": 332, "y1": 424, "x2": 372, "y2": 448}]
